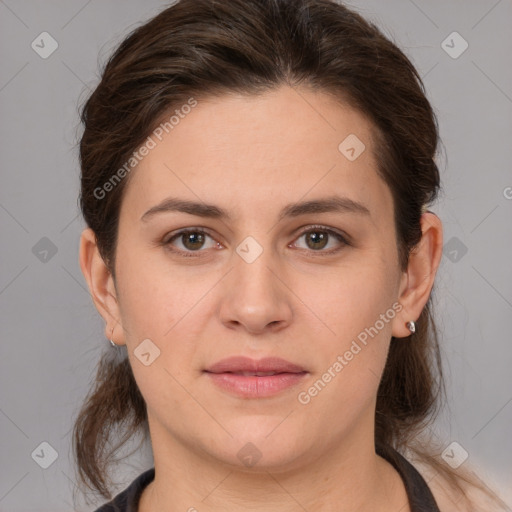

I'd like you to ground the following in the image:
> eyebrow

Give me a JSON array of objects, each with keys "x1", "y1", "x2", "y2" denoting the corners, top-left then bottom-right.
[{"x1": 140, "y1": 195, "x2": 371, "y2": 223}]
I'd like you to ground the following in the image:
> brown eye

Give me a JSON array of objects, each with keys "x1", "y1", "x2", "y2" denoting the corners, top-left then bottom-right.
[
  {"x1": 164, "y1": 229, "x2": 218, "y2": 255},
  {"x1": 180, "y1": 231, "x2": 206, "y2": 251},
  {"x1": 304, "y1": 230, "x2": 329, "y2": 250},
  {"x1": 293, "y1": 226, "x2": 350, "y2": 254},
  {"x1": 162, "y1": 225, "x2": 350, "y2": 258}
]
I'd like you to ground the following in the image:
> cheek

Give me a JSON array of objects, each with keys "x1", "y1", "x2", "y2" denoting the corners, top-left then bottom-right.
[
  {"x1": 114, "y1": 247, "x2": 219, "y2": 384},
  {"x1": 298, "y1": 260, "x2": 397, "y2": 403},
  {"x1": 114, "y1": 244, "x2": 196, "y2": 336},
  {"x1": 117, "y1": 259, "x2": 205, "y2": 422},
  {"x1": 312, "y1": 259, "x2": 398, "y2": 339}
]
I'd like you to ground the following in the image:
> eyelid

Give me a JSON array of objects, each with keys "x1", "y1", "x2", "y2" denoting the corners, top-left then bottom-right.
[
  {"x1": 162, "y1": 224, "x2": 351, "y2": 256},
  {"x1": 163, "y1": 227, "x2": 216, "y2": 247},
  {"x1": 294, "y1": 224, "x2": 351, "y2": 244},
  {"x1": 290, "y1": 225, "x2": 351, "y2": 255}
]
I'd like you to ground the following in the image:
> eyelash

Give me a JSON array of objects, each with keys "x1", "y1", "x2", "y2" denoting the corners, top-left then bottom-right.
[{"x1": 161, "y1": 225, "x2": 351, "y2": 258}]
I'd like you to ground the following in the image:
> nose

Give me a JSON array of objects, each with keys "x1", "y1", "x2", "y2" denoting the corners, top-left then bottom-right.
[{"x1": 219, "y1": 247, "x2": 293, "y2": 335}]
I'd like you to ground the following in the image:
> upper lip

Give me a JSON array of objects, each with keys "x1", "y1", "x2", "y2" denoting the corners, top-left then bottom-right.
[{"x1": 205, "y1": 356, "x2": 306, "y2": 374}]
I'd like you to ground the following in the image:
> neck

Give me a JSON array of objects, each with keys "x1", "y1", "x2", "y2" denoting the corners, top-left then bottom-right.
[{"x1": 139, "y1": 419, "x2": 410, "y2": 512}]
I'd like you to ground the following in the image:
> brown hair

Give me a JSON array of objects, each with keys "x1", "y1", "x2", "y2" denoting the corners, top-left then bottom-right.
[{"x1": 73, "y1": 0, "x2": 505, "y2": 508}]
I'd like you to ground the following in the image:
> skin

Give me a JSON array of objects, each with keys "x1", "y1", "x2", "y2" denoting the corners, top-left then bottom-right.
[{"x1": 80, "y1": 85, "x2": 443, "y2": 512}]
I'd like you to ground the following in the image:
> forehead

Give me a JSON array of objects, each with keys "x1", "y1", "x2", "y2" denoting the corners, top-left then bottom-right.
[{"x1": 120, "y1": 86, "x2": 392, "y2": 224}]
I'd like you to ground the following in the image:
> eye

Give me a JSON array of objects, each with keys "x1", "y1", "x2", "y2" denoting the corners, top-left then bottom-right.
[
  {"x1": 162, "y1": 225, "x2": 350, "y2": 257},
  {"x1": 291, "y1": 225, "x2": 350, "y2": 254},
  {"x1": 163, "y1": 228, "x2": 219, "y2": 256}
]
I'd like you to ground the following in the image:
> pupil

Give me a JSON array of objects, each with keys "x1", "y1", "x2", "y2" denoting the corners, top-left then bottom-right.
[
  {"x1": 309, "y1": 231, "x2": 327, "y2": 250},
  {"x1": 184, "y1": 232, "x2": 204, "y2": 250},
  {"x1": 180, "y1": 231, "x2": 329, "y2": 251}
]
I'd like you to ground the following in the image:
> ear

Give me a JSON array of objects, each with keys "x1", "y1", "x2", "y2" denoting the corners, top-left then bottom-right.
[
  {"x1": 391, "y1": 212, "x2": 443, "y2": 338},
  {"x1": 79, "y1": 227, "x2": 126, "y2": 346}
]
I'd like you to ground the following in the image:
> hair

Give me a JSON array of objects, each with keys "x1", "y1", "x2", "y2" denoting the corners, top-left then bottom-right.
[{"x1": 72, "y1": 0, "x2": 506, "y2": 509}]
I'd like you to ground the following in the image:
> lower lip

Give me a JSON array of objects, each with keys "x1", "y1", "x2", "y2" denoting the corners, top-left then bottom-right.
[{"x1": 205, "y1": 371, "x2": 308, "y2": 398}]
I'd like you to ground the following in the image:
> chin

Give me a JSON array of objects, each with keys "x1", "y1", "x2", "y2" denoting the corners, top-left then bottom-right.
[{"x1": 206, "y1": 417, "x2": 311, "y2": 471}]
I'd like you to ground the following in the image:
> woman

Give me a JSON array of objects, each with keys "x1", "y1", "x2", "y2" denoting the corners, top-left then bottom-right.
[{"x1": 73, "y1": 0, "x2": 507, "y2": 510}]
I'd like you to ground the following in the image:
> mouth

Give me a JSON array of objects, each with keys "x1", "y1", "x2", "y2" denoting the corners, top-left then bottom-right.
[
  {"x1": 204, "y1": 356, "x2": 308, "y2": 398},
  {"x1": 218, "y1": 371, "x2": 289, "y2": 376},
  {"x1": 205, "y1": 356, "x2": 306, "y2": 374}
]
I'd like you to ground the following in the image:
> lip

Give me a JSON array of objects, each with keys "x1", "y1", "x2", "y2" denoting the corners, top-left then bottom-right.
[
  {"x1": 204, "y1": 356, "x2": 308, "y2": 398},
  {"x1": 205, "y1": 356, "x2": 306, "y2": 374}
]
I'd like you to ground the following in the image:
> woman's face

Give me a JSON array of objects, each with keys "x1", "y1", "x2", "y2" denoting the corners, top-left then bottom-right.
[{"x1": 109, "y1": 85, "x2": 409, "y2": 470}]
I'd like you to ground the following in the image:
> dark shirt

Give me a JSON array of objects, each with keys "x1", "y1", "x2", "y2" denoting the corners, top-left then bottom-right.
[{"x1": 93, "y1": 445, "x2": 440, "y2": 512}]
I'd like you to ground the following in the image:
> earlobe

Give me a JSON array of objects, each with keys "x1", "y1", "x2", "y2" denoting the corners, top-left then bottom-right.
[
  {"x1": 79, "y1": 227, "x2": 125, "y2": 345},
  {"x1": 391, "y1": 212, "x2": 443, "y2": 338}
]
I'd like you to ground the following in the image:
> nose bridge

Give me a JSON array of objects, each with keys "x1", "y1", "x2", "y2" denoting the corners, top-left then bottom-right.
[
  {"x1": 232, "y1": 234, "x2": 280, "y2": 299},
  {"x1": 220, "y1": 232, "x2": 292, "y2": 332}
]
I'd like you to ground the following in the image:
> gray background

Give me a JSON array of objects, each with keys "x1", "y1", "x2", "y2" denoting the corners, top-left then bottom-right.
[{"x1": 0, "y1": 0, "x2": 511, "y2": 510}]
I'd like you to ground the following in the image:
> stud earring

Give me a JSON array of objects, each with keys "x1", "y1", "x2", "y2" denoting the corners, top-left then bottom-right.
[{"x1": 406, "y1": 321, "x2": 416, "y2": 334}]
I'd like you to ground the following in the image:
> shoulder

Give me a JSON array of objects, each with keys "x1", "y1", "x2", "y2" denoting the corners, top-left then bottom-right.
[
  {"x1": 93, "y1": 467, "x2": 155, "y2": 512},
  {"x1": 412, "y1": 459, "x2": 508, "y2": 512},
  {"x1": 425, "y1": 475, "x2": 472, "y2": 511}
]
